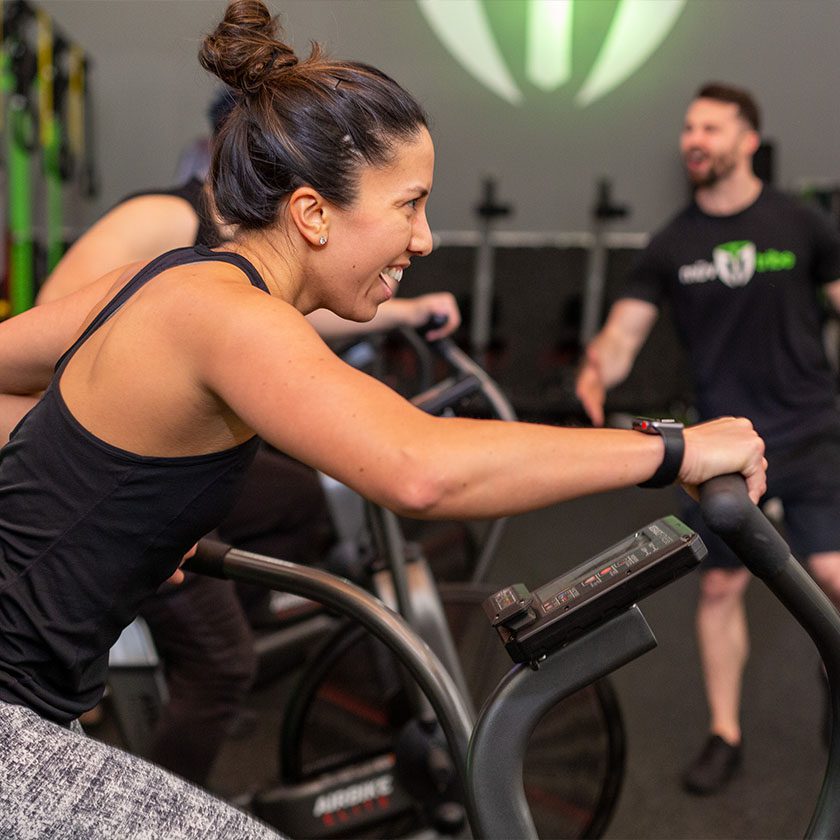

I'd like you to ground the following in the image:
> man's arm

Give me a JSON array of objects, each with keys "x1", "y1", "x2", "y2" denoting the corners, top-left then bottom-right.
[
  {"x1": 823, "y1": 278, "x2": 840, "y2": 315},
  {"x1": 575, "y1": 298, "x2": 659, "y2": 426}
]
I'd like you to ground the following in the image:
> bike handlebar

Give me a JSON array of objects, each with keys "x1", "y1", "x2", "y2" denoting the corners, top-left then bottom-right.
[
  {"x1": 416, "y1": 312, "x2": 450, "y2": 339},
  {"x1": 186, "y1": 477, "x2": 840, "y2": 839},
  {"x1": 424, "y1": 334, "x2": 518, "y2": 423},
  {"x1": 411, "y1": 373, "x2": 483, "y2": 416},
  {"x1": 699, "y1": 474, "x2": 840, "y2": 839},
  {"x1": 184, "y1": 537, "x2": 479, "y2": 830},
  {"x1": 185, "y1": 536, "x2": 228, "y2": 579},
  {"x1": 698, "y1": 474, "x2": 840, "y2": 661},
  {"x1": 698, "y1": 474, "x2": 792, "y2": 580}
]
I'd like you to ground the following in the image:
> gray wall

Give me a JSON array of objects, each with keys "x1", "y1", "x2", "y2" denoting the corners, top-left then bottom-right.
[{"x1": 40, "y1": 0, "x2": 840, "y2": 238}]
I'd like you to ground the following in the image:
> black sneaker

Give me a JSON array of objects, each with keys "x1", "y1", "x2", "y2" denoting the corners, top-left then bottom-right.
[{"x1": 682, "y1": 734, "x2": 742, "y2": 795}]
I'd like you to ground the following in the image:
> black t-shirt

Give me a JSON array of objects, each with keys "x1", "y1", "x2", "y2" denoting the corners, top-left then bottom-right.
[{"x1": 622, "y1": 186, "x2": 840, "y2": 449}]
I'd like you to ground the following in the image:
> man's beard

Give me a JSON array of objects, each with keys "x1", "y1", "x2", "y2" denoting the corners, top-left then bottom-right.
[{"x1": 686, "y1": 152, "x2": 738, "y2": 189}]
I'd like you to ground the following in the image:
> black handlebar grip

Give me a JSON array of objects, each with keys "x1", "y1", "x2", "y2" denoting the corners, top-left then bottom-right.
[
  {"x1": 698, "y1": 474, "x2": 792, "y2": 580},
  {"x1": 417, "y1": 313, "x2": 449, "y2": 339},
  {"x1": 183, "y1": 537, "x2": 232, "y2": 579},
  {"x1": 412, "y1": 373, "x2": 483, "y2": 416}
]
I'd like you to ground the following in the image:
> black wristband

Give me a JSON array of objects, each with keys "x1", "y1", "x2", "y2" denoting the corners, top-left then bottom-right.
[{"x1": 633, "y1": 418, "x2": 685, "y2": 489}]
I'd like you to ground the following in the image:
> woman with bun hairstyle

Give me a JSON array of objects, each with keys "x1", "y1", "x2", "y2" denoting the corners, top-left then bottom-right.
[
  {"x1": 0, "y1": 1, "x2": 765, "y2": 835},
  {"x1": 32, "y1": 86, "x2": 462, "y2": 790}
]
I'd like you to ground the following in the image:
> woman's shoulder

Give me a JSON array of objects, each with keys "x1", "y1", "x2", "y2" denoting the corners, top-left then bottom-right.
[{"x1": 152, "y1": 258, "x2": 311, "y2": 344}]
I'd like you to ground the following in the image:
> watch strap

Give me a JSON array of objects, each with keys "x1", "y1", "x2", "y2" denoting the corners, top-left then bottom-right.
[{"x1": 634, "y1": 419, "x2": 685, "y2": 489}]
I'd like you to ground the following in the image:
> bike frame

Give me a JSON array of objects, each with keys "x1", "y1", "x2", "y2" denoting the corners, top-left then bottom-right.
[{"x1": 186, "y1": 474, "x2": 840, "y2": 840}]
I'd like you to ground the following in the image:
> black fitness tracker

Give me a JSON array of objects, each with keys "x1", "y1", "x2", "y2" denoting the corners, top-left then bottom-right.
[{"x1": 633, "y1": 418, "x2": 685, "y2": 489}]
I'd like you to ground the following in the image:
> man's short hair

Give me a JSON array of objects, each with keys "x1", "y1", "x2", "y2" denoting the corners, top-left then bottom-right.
[{"x1": 695, "y1": 82, "x2": 761, "y2": 133}]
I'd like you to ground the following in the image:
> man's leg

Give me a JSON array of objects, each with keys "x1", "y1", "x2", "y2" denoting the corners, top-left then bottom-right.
[
  {"x1": 683, "y1": 566, "x2": 751, "y2": 794},
  {"x1": 217, "y1": 444, "x2": 332, "y2": 627},
  {"x1": 806, "y1": 552, "x2": 840, "y2": 744},
  {"x1": 807, "y1": 552, "x2": 840, "y2": 607},
  {"x1": 140, "y1": 573, "x2": 257, "y2": 786},
  {"x1": 697, "y1": 567, "x2": 752, "y2": 744}
]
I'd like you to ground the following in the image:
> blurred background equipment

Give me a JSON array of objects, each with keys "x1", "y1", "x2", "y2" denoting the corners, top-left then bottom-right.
[{"x1": 0, "y1": 0, "x2": 96, "y2": 318}]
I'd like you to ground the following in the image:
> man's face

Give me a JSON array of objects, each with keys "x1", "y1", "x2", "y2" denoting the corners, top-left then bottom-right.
[{"x1": 680, "y1": 98, "x2": 758, "y2": 188}]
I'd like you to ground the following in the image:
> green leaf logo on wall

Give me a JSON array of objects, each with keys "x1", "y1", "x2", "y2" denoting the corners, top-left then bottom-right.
[{"x1": 416, "y1": 0, "x2": 686, "y2": 106}]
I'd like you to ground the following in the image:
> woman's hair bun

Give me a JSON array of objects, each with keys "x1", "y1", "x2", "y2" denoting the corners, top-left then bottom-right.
[
  {"x1": 199, "y1": 0, "x2": 298, "y2": 95},
  {"x1": 201, "y1": 0, "x2": 428, "y2": 230}
]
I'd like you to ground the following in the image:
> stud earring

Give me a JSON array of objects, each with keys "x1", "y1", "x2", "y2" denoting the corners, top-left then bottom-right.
[{"x1": 318, "y1": 235, "x2": 327, "y2": 246}]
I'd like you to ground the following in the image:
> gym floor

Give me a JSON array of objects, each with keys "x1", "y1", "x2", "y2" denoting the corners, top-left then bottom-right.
[{"x1": 196, "y1": 485, "x2": 826, "y2": 839}]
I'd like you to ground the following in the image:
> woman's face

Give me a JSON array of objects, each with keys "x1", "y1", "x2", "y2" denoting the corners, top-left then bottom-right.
[{"x1": 319, "y1": 127, "x2": 435, "y2": 321}]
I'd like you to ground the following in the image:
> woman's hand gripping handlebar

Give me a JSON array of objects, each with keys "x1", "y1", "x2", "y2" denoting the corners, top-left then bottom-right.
[{"x1": 680, "y1": 417, "x2": 767, "y2": 505}]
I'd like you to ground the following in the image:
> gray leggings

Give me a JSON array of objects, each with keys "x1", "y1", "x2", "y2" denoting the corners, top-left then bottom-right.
[{"x1": 0, "y1": 701, "x2": 283, "y2": 839}]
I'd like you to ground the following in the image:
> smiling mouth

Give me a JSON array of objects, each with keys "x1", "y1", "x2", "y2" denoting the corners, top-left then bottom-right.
[
  {"x1": 381, "y1": 266, "x2": 403, "y2": 284},
  {"x1": 685, "y1": 150, "x2": 708, "y2": 167},
  {"x1": 379, "y1": 266, "x2": 404, "y2": 296}
]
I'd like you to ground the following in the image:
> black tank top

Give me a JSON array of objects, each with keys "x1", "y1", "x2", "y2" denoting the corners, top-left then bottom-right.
[{"x1": 0, "y1": 246, "x2": 268, "y2": 722}]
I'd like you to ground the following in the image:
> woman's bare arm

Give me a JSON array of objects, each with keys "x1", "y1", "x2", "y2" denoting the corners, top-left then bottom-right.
[{"x1": 197, "y1": 293, "x2": 766, "y2": 519}]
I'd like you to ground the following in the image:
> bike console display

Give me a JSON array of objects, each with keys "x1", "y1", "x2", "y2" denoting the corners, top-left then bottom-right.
[{"x1": 483, "y1": 516, "x2": 707, "y2": 663}]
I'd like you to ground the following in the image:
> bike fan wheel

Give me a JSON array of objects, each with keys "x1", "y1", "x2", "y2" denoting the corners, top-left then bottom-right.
[{"x1": 280, "y1": 582, "x2": 625, "y2": 839}]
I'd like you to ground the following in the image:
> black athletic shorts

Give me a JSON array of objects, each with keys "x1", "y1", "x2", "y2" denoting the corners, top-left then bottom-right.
[{"x1": 681, "y1": 427, "x2": 840, "y2": 570}]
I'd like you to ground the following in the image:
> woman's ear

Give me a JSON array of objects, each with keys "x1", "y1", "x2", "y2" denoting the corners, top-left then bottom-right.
[{"x1": 287, "y1": 187, "x2": 330, "y2": 247}]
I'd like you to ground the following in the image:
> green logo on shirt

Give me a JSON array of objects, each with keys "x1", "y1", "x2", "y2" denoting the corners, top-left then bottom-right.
[{"x1": 679, "y1": 240, "x2": 796, "y2": 288}]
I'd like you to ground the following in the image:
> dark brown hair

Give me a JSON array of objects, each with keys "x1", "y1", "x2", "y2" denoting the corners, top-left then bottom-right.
[
  {"x1": 696, "y1": 82, "x2": 761, "y2": 133},
  {"x1": 199, "y1": 0, "x2": 429, "y2": 230}
]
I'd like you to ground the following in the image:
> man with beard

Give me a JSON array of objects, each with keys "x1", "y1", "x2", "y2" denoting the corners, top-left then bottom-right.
[{"x1": 576, "y1": 82, "x2": 840, "y2": 795}]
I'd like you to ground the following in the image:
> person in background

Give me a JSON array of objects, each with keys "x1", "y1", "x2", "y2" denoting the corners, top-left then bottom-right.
[{"x1": 576, "y1": 81, "x2": 840, "y2": 795}]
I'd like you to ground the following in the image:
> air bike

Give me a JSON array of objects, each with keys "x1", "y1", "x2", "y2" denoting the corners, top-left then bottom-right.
[{"x1": 187, "y1": 474, "x2": 840, "y2": 840}]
